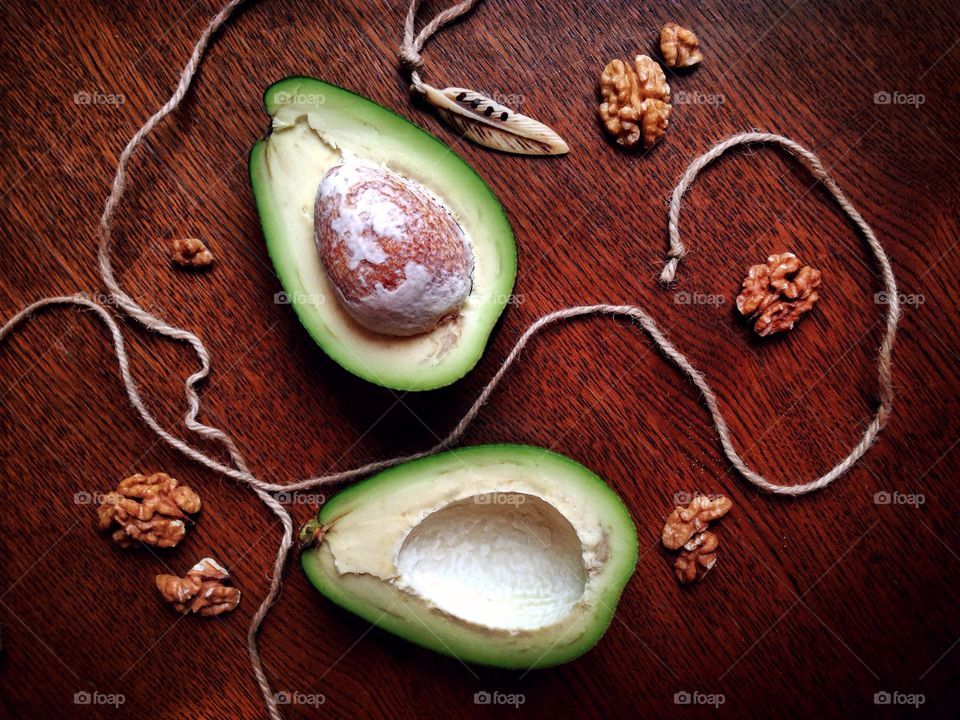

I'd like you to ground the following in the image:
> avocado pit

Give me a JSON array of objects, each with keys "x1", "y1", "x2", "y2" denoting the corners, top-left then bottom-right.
[{"x1": 315, "y1": 161, "x2": 474, "y2": 337}]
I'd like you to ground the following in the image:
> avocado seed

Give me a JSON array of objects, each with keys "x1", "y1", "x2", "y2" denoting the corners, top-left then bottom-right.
[{"x1": 314, "y1": 162, "x2": 474, "y2": 336}]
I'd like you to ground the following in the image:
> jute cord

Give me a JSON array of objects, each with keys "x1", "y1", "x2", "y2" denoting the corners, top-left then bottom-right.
[
  {"x1": 400, "y1": 0, "x2": 482, "y2": 92},
  {"x1": 0, "y1": 2, "x2": 899, "y2": 719}
]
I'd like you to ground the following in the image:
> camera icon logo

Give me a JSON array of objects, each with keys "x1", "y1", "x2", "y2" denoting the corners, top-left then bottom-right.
[{"x1": 874, "y1": 491, "x2": 892, "y2": 505}]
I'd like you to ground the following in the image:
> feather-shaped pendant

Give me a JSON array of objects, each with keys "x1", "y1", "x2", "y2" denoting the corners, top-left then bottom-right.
[{"x1": 421, "y1": 84, "x2": 569, "y2": 156}]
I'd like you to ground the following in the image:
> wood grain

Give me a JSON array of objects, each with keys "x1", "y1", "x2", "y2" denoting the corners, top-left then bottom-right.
[{"x1": 1, "y1": 0, "x2": 959, "y2": 717}]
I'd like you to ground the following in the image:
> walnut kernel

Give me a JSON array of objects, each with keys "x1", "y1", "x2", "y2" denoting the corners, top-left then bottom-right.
[
  {"x1": 660, "y1": 22, "x2": 704, "y2": 68},
  {"x1": 736, "y1": 252, "x2": 822, "y2": 336},
  {"x1": 674, "y1": 530, "x2": 718, "y2": 583},
  {"x1": 97, "y1": 472, "x2": 201, "y2": 548},
  {"x1": 662, "y1": 494, "x2": 732, "y2": 550},
  {"x1": 171, "y1": 238, "x2": 214, "y2": 269},
  {"x1": 156, "y1": 557, "x2": 241, "y2": 616},
  {"x1": 598, "y1": 55, "x2": 671, "y2": 149}
]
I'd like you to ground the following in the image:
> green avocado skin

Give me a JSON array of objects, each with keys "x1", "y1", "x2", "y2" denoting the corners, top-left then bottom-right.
[
  {"x1": 301, "y1": 444, "x2": 638, "y2": 669},
  {"x1": 248, "y1": 76, "x2": 518, "y2": 391}
]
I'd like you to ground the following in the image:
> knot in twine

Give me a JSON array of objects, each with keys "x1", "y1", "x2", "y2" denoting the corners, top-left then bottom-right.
[
  {"x1": 398, "y1": 47, "x2": 423, "y2": 74},
  {"x1": 400, "y1": 0, "x2": 481, "y2": 90}
]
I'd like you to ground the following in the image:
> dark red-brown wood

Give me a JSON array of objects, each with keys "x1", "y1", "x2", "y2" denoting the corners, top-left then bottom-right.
[{"x1": 1, "y1": 1, "x2": 958, "y2": 718}]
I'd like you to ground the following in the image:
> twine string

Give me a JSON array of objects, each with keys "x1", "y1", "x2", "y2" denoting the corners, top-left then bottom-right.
[
  {"x1": 658, "y1": 131, "x2": 901, "y2": 490},
  {"x1": 0, "y1": 2, "x2": 899, "y2": 719},
  {"x1": 400, "y1": 0, "x2": 482, "y2": 91}
]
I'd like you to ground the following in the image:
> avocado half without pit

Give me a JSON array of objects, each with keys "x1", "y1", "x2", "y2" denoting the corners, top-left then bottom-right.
[
  {"x1": 249, "y1": 77, "x2": 518, "y2": 390},
  {"x1": 300, "y1": 445, "x2": 638, "y2": 668}
]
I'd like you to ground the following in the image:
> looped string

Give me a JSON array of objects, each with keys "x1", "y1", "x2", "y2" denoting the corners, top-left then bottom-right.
[
  {"x1": 657, "y1": 131, "x2": 901, "y2": 491},
  {"x1": 0, "y1": 0, "x2": 898, "y2": 717},
  {"x1": 400, "y1": 0, "x2": 482, "y2": 92}
]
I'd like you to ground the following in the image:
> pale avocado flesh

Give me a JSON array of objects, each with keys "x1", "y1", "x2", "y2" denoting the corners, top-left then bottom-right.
[
  {"x1": 249, "y1": 77, "x2": 517, "y2": 391},
  {"x1": 301, "y1": 445, "x2": 638, "y2": 668}
]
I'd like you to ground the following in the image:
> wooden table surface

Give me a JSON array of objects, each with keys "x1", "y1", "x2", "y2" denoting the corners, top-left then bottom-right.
[{"x1": 2, "y1": 0, "x2": 958, "y2": 717}]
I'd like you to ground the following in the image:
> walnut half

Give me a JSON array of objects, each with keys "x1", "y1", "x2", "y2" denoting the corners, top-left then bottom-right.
[
  {"x1": 171, "y1": 238, "x2": 214, "y2": 269},
  {"x1": 660, "y1": 22, "x2": 704, "y2": 68},
  {"x1": 598, "y1": 55, "x2": 671, "y2": 149},
  {"x1": 662, "y1": 494, "x2": 732, "y2": 550},
  {"x1": 663, "y1": 495, "x2": 732, "y2": 585},
  {"x1": 156, "y1": 557, "x2": 241, "y2": 616},
  {"x1": 97, "y1": 472, "x2": 201, "y2": 548},
  {"x1": 736, "y1": 252, "x2": 822, "y2": 336},
  {"x1": 674, "y1": 530, "x2": 718, "y2": 583}
]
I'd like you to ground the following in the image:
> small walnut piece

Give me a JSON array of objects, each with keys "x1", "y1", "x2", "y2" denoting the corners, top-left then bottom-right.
[
  {"x1": 97, "y1": 472, "x2": 201, "y2": 548},
  {"x1": 598, "y1": 55, "x2": 671, "y2": 149},
  {"x1": 736, "y1": 252, "x2": 822, "y2": 336},
  {"x1": 171, "y1": 237, "x2": 214, "y2": 269},
  {"x1": 674, "y1": 530, "x2": 718, "y2": 583},
  {"x1": 156, "y1": 557, "x2": 241, "y2": 616},
  {"x1": 662, "y1": 494, "x2": 733, "y2": 550},
  {"x1": 663, "y1": 495, "x2": 731, "y2": 585},
  {"x1": 660, "y1": 22, "x2": 704, "y2": 68}
]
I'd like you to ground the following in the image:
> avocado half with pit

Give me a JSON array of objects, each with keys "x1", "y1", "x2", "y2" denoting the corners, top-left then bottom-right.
[
  {"x1": 300, "y1": 445, "x2": 637, "y2": 668},
  {"x1": 249, "y1": 77, "x2": 517, "y2": 390}
]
